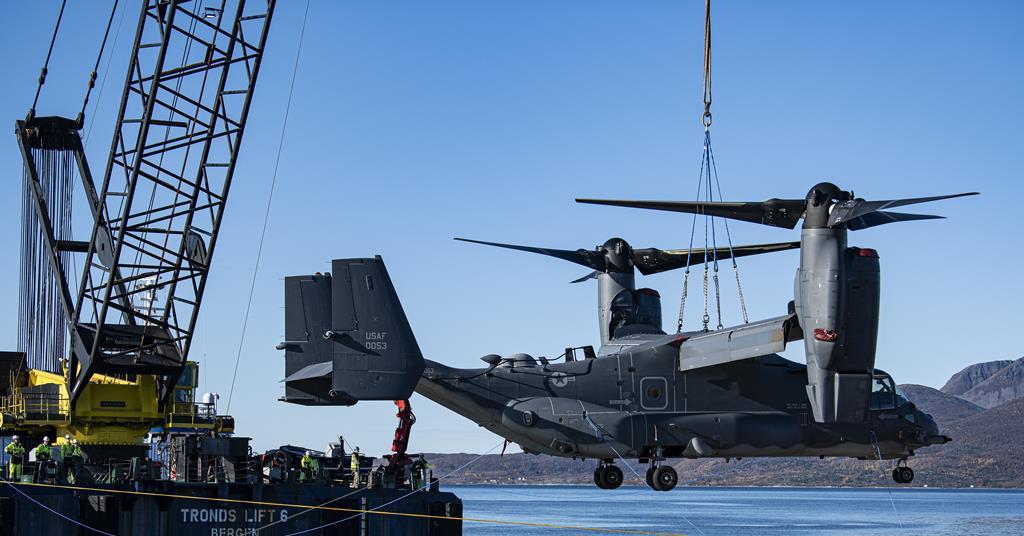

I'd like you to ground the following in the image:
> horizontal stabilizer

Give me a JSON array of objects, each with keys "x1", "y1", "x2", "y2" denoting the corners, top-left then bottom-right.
[{"x1": 283, "y1": 361, "x2": 333, "y2": 383}]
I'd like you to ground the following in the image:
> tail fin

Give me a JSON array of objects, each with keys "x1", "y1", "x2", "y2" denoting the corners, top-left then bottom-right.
[{"x1": 279, "y1": 257, "x2": 425, "y2": 406}]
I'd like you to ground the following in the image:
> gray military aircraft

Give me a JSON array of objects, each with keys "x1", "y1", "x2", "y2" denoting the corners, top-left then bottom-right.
[{"x1": 278, "y1": 182, "x2": 971, "y2": 491}]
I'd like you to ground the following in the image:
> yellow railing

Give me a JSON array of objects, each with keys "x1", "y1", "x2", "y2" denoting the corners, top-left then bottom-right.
[
  {"x1": 0, "y1": 393, "x2": 69, "y2": 423},
  {"x1": 165, "y1": 402, "x2": 215, "y2": 427}
]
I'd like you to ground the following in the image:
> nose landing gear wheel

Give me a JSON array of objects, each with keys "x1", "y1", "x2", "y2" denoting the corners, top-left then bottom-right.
[
  {"x1": 649, "y1": 465, "x2": 678, "y2": 491},
  {"x1": 594, "y1": 464, "x2": 623, "y2": 489},
  {"x1": 892, "y1": 466, "x2": 914, "y2": 484},
  {"x1": 645, "y1": 466, "x2": 656, "y2": 489}
]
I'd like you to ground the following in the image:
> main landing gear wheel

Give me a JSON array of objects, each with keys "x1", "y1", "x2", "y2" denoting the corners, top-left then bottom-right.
[
  {"x1": 649, "y1": 465, "x2": 678, "y2": 492},
  {"x1": 892, "y1": 466, "x2": 914, "y2": 484},
  {"x1": 594, "y1": 464, "x2": 623, "y2": 489}
]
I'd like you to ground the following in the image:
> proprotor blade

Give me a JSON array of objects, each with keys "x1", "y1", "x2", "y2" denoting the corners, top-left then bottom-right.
[
  {"x1": 632, "y1": 241, "x2": 801, "y2": 275},
  {"x1": 828, "y1": 192, "x2": 978, "y2": 228},
  {"x1": 454, "y1": 237, "x2": 606, "y2": 271},
  {"x1": 845, "y1": 211, "x2": 945, "y2": 231},
  {"x1": 575, "y1": 198, "x2": 807, "y2": 229}
]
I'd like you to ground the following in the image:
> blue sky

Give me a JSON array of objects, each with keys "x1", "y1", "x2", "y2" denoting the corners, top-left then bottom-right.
[{"x1": 0, "y1": 1, "x2": 1020, "y2": 454}]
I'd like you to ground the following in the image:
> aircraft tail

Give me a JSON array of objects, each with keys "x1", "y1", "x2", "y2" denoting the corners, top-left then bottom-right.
[{"x1": 279, "y1": 257, "x2": 425, "y2": 406}]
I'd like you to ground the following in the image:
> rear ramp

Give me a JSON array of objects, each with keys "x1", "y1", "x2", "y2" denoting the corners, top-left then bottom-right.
[{"x1": 279, "y1": 257, "x2": 425, "y2": 405}]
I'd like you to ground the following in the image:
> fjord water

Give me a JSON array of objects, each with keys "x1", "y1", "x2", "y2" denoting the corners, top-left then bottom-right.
[{"x1": 453, "y1": 486, "x2": 1024, "y2": 535}]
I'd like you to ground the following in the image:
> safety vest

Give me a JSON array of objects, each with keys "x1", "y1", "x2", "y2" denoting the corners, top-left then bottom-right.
[
  {"x1": 34, "y1": 444, "x2": 51, "y2": 461},
  {"x1": 4, "y1": 443, "x2": 25, "y2": 464}
]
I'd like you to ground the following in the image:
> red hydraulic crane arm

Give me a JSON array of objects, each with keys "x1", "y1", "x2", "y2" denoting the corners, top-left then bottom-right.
[{"x1": 389, "y1": 399, "x2": 416, "y2": 464}]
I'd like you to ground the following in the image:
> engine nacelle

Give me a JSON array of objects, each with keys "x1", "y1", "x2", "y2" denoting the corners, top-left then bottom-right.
[{"x1": 795, "y1": 227, "x2": 880, "y2": 423}]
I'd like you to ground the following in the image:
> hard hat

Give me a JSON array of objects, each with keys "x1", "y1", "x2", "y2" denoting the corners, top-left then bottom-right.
[
  {"x1": 305, "y1": 450, "x2": 312, "y2": 456},
  {"x1": 11, "y1": 435, "x2": 18, "y2": 441},
  {"x1": 64, "y1": 434, "x2": 71, "y2": 441},
  {"x1": 71, "y1": 439, "x2": 79, "y2": 444},
  {"x1": 43, "y1": 436, "x2": 50, "y2": 442}
]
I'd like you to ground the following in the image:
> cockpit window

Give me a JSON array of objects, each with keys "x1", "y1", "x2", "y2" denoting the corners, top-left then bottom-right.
[
  {"x1": 870, "y1": 373, "x2": 909, "y2": 410},
  {"x1": 894, "y1": 383, "x2": 909, "y2": 407}
]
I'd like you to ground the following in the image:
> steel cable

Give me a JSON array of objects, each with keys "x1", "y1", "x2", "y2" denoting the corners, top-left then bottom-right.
[
  {"x1": 29, "y1": 0, "x2": 68, "y2": 116},
  {"x1": 226, "y1": 0, "x2": 311, "y2": 412},
  {"x1": 78, "y1": 0, "x2": 120, "y2": 124}
]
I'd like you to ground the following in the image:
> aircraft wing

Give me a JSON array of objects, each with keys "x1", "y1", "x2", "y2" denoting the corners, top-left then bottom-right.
[{"x1": 678, "y1": 313, "x2": 803, "y2": 371}]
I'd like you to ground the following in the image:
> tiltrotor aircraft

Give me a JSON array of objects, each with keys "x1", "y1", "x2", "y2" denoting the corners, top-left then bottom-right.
[{"x1": 277, "y1": 182, "x2": 972, "y2": 491}]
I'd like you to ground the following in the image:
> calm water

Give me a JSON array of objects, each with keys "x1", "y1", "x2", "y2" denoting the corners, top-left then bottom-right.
[{"x1": 450, "y1": 486, "x2": 1024, "y2": 535}]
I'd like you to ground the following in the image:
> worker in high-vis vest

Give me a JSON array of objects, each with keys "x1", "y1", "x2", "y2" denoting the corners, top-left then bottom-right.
[
  {"x1": 412, "y1": 454, "x2": 431, "y2": 490},
  {"x1": 300, "y1": 450, "x2": 319, "y2": 482},
  {"x1": 34, "y1": 436, "x2": 52, "y2": 462},
  {"x1": 60, "y1": 434, "x2": 75, "y2": 484},
  {"x1": 59, "y1": 435, "x2": 74, "y2": 459},
  {"x1": 350, "y1": 447, "x2": 361, "y2": 488},
  {"x1": 4, "y1": 436, "x2": 25, "y2": 480}
]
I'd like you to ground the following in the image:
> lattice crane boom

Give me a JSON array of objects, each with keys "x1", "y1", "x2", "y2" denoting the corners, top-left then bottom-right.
[{"x1": 68, "y1": 0, "x2": 277, "y2": 407}]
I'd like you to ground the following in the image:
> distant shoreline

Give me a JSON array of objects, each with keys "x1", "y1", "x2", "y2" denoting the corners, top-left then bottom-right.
[{"x1": 443, "y1": 483, "x2": 1024, "y2": 491}]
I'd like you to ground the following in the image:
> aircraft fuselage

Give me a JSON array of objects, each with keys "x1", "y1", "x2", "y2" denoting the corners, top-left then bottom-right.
[{"x1": 417, "y1": 332, "x2": 942, "y2": 463}]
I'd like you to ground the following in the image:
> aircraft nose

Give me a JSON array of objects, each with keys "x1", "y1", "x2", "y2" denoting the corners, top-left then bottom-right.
[{"x1": 917, "y1": 410, "x2": 951, "y2": 446}]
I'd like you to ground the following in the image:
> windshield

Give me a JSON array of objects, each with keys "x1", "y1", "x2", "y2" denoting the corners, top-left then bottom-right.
[
  {"x1": 870, "y1": 373, "x2": 909, "y2": 410},
  {"x1": 894, "y1": 383, "x2": 909, "y2": 407}
]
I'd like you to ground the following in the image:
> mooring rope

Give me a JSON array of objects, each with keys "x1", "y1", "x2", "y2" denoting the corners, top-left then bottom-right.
[
  {"x1": 870, "y1": 431, "x2": 905, "y2": 531},
  {"x1": 584, "y1": 413, "x2": 707, "y2": 536},
  {"x1": 0, "y1": 475, "x2": 115, "y2": 536},
  {"x1": 1, "y1": 472, "x2": 684, "y2": 535},
  {"x1": 275, "y1": 439, "x2": 507, "y2": 536},
  {"x1": 252, "y1": 427, "x2": 462, "y2": 532}
]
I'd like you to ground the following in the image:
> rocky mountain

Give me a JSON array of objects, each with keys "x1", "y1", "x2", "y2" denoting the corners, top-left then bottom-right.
[
  {"x1": 899, "y1": 384, "x2": 983, "y2": 422},
  {"x1": 940, "y1": 359, "x2": 1014, "y2": 396},
  {"x1": 958, "y1": 358, "x2": 1024, "y2": 408},
  {"x1": 428, "y1": 357, "x2": 1024, "y2": 488}
]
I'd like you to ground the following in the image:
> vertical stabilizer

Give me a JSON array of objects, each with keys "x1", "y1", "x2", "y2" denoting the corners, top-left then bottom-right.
[{"x1": 280, "y1": 257, "x2": 425, "y2": 405}]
